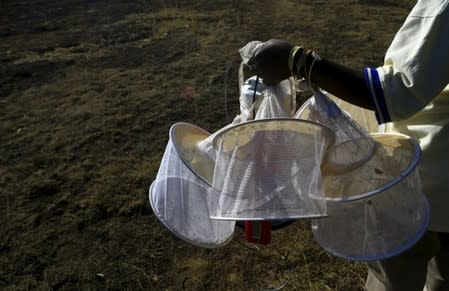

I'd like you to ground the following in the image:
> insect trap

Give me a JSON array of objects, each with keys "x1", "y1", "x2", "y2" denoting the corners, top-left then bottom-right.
[
  {"x1": 149, "y1": 123, "x2": 235, "y2": 248},
  {"x1": 149, "y1": 40, "x2": 429, "y2": 264},
  {"x1": 294, "y1": 82, "x2": 429, "y2": 260},
  {"x1": 211, "y1": 118, "x2": 334, "y2": 221},
  {"x1": 312, "y1": 133, "x2": 429, "y2": 261}
]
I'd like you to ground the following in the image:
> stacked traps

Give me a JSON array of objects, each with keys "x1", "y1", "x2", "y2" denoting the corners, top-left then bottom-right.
[
  {"x1": 149, "y1": 42, "x2": 333, "y2": 247},
  {"x1": 296, "y1": 89, "x2": 429, "y2": 261},
  {"x1": 149, "y1": 60, "x2": 305, "y2": 248},
  {"x1": 149, "y1": 39, "x2": 429, "y2": 261},
  {"x1": 148, "y1": 88, "x2": 330, "y2": 246}
]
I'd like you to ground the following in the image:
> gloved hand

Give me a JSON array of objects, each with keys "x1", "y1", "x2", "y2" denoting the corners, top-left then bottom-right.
[{"x1": 248, "y1": 39, "x2": 294, "y2": 86}]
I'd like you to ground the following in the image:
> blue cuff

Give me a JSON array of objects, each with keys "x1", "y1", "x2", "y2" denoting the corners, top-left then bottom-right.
[{"x1": 363, "y1": 67, "x2": 391, "y2": 124}]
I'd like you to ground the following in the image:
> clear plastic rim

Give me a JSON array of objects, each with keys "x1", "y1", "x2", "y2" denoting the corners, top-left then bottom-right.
[
  {"x1": 210, "y1": 213, "x2": 328, "y2": 221},
  {"x1": 211, "y1": 117, "x2": 336, "y2": 150},
  {"x1": 148, "y1": 180, "x2": 235, "y2": 248},
  {"x1": 324, "y1": 132, "x2": 421, "y2": 203},
  {"x1": 312, "y1": 194, "x2": 430, "y2": 261},
  {"x1": 169, "y1": 122, "x2": 214, "y2": 186},
  {"x1": 295, "y1": 97, "x2": 313, "y2": 117}
]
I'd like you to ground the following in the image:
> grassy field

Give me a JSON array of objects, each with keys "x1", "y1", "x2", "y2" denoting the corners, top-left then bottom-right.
[{"x1": 1, "y1": 0, "x2": 415, "y2": 290}]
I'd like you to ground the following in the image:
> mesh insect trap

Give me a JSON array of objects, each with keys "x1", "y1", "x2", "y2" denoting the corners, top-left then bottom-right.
[
  {"x1": 296, "y1": 89, "x2": 378, "y2": 176},
  {"x1": 149, "y1": 123, "x2": 235, "y2": 248},
  {"x1": 312, "y1": 133, "x2": 430, "y2": 261},
  {"x1": 149, "y1": 40, "x2": 429, "y2": 255},
  {"x1": 210, "y1": 118, "x2": 336, "y2": 221}
]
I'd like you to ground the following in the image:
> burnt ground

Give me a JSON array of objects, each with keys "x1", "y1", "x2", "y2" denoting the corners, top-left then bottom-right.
[{"x1": 1, "y1": 0, "x2": 415, "y2": 290}]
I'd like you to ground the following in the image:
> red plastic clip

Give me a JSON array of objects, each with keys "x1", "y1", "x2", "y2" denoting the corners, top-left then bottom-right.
[{"x1": 245, "y1": 221, "x2": 272, "y2": 244}]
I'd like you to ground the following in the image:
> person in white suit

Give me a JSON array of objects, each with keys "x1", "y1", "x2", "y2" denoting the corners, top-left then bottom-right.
[{"x1": 249, "y1": 1, "x2": 449, "y2": 290}]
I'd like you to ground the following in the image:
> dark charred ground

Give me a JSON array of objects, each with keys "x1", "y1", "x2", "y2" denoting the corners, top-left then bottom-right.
[{"x1": 1, "y1": 0, "x2": 414, "y2": 290}]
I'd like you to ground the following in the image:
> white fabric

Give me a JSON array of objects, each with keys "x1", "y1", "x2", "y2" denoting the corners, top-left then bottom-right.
[
  {"x1": 211, "y1": 119, "x2": 333, "y2": 220},
  {"x1": 238, "y1": 76, "x2": 296, "y2": 121},
  {"x1": 149, "y1": 136, "x2": 235, "y2": 248},
  {"x1": 296, "y1": 90, "x2": 378, "y2": 175},
  {"x1": 373, "y1": 0, "x2": 449, "y2": 232},
  {"x1": 377, "y1": 0, "x2": 449, "y2": 120}
]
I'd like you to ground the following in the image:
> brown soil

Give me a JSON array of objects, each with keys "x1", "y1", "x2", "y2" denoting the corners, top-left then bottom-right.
[{"x1": 1, "y1": 0, "x2": 415, "y2": 290}]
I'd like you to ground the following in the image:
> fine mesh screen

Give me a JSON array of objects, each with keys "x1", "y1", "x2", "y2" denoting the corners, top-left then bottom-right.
[
  {"x1": 328, "y1": 93, "x2": 379, "y2": 133},
  {"x1": 171, "y1": 123, "x2": 215, "y2": 185},
  {"x1": 296, "y1": 90, "x2": 378, "y2": 174},
  {"x1": 211, "y1": 118, "x2": 335, "y2": 220},
  {"x1": 237, "y1": 74, "x2": 296, "y2": 121},
  {"x1": 254, "y1": 84, "x2": 290, "y2": 119},
  {"x1": 312, "y1": 133, "x2": 429, "y2": 261},
  {"x1": 322, "y1": 133, "x2": 420, "y2": 201},
  {"x1": 149, "y1": 124, "x2": 235, "y2": 247}
]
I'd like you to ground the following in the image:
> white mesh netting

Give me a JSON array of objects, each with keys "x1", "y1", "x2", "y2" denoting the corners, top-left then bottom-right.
[
  {"x1": 312, "y1": 133, "x2": 429, "y2": 261},
  {"x1": 211, "y1": 119, "x2": 335, "y2": 220},
  {"x1": 296, "y1": 90, "x2": 378, "y2": 175},
  {"x1": 149, "y1": 40, "x2": 428, "y2": 261},
  {"x1": 149, "y1": 124, "x2": 235, "y2": 248}
]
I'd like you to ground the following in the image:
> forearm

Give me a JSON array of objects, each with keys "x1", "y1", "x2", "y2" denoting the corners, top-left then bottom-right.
[{"x1": 307, "y1": 56, "x2": 375, "y2": 111}]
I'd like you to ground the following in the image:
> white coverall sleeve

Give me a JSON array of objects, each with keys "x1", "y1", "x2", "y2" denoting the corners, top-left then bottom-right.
[{"x1": 364, "y1": 0, "x2": 449, "y2": 124}]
